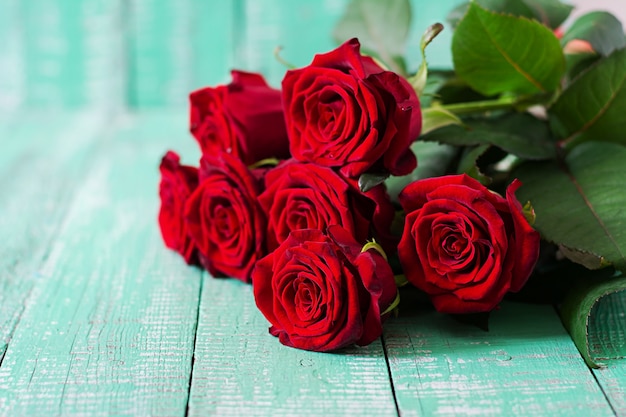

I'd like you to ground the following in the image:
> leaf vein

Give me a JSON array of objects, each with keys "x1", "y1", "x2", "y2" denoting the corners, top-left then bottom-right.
[{"x1": 477, "y1": 12, "x2": 546, "y2": 92}]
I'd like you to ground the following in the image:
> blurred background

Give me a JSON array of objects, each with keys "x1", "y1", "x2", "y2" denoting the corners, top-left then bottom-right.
[{"x1": 0, "y1": 0, "x2": 624, "y2": 113}]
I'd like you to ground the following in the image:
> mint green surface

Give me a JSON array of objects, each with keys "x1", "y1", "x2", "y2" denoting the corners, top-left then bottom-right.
[
  {"x1": 0, "y1": 110, "x2": 622, "y2": 415},
  {"x1": 0, "y1": 0, "x2": 462, "y2": 109},
  {"x1": 2, "y1": 1, "x2": 626, "y2": 415}
]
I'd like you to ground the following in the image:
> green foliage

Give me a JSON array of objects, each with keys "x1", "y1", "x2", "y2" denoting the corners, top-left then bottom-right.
[
  {"x1": 420, "y1": 107, "x2": 463, "y2": 136},
  {"x1": 560, "y1": 274, "x2": 626, "y2": 368},
  {"x1": 514, "y1": 142, "x2": 626, "y2": 273},
  {"x1": 549, "y1": 48, "x2": 626, "y2": 146},
  {"x1": 335, "y1": 0, "x2": 626, "y2": 354},
  {"x1": 421, "y1": 113, "x2": 556, "y2": 160},
  {"x1": 562, "y1": 12, "x2": 626, "y2": 57},
  {"x1": 452, "y1": 3, "x2": 565, "y2": 96},
  {"x1": 386, "y1": 141, "x2": 457, "y2": 202},
  {"x1": 448, "y1": 0, "x2": 573, "y2": 30},
  {"x1": 333, "y1": 0, "x2": 411, "y2": 75}
]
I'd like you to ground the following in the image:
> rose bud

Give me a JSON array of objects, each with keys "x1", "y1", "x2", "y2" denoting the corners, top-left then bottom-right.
[
  {"x1": 258, "y1": 160, "x2": 396, "y2": 253},
  {"x1": 252, "y1": 226, "x2": 399, "y2": 352},
  {"x1": 158, "y1": 151, "x2": 200, "y2": 265},
  {"x1": 190, "y1": 70, "x2": 290, "y2": 165},
  {"x1": 398, "y1": 174, "x2": 540, "y2": 314},
  {"x1": 184, "y1": 151, "x2": 266, "y2": 282},
  {"x1": 282, "y1": 38, "x2": 422, "y2": 178}
]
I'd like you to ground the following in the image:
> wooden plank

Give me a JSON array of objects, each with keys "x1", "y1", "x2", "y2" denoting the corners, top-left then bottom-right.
[
  {"x1": 0, "y1": 111, "x2": 202, "y2": 416},
  {"x1": 590, "y1": 291, "x2": 626, "y2": 415},
  {"x1": 384, "y1": 288, "x2": 615, "y2": 417},
  {"x1": 239, "y1": 0, "x2": 348, "y2": 87},
  {"x1": 18, "y1": 0, "x2": 125, "y2": 108},
  {"x1": 127, "y1": 0, "x2": 195, "y2": 107},
  {"x1": 0, "y1": 0, "x2": 24, "y2": 111},
  {"x1": 187, "y1": 276, "x2": 398, "y2": 417},
  {"x1": 189, "y1": 0, "x2": 236, "y2": 90},
  {"x1": 0, "y1": 110, "x2": 105, "y2": 364}
]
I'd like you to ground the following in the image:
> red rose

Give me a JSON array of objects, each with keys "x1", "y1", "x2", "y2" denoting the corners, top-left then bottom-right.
[
  {"x1": 158, "y1": 151, "x2": 199, "y2": 264},
  {"x1": 190, "y1": 70, "x2": 290, "y2": 165},
  {"x1": 258, "y1": 160, "x2": 396, "y2": 253},
  {"x1": 282, "y1": 38, "x2": 421, "y2": 178},
  {"x1": 252, "y1": 226, "x2": 398, "y2": 352},
  {"x1": 184, "y1": 151, "x2": 266, "y2": 282},
  {"x1": 398, "y1": 174, "x2": 540, "y2": 313}
]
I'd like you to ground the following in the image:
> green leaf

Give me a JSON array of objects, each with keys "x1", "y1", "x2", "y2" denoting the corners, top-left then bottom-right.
[
  {"x1": 386, "y1": 141, "x2": 457, "y2": 202},
  {"x1": 514, "y1": 142, "x2": 626, "y2": 273},
  {"x1": 410, "y1": 23, "x2": 444, "y2": 96},
  {"x1": 358, "y1": 171, "x2": 390, "y2": 193},
  {"x1": 452, "y1": 2, "x2": 565, "y2": 95},
  {"x1": 333, "y1": 0, "x2": 411, "y2": 75},
  {"x1": 560, "y1": 274, "x2": 626, "y2": 368},
  {"x1": 521, "y1": 0, "x2": 573, "y2": 29},
  {"x1": 420, "y1": 107, "x2": 464, "y2": 136},
  {"x1": 421, "y1": 112, "x2": 556, "y2": 160},
  {"x1": 549, "y1": 48, "x2": 626, "y2": 146},
  {"x1": 457, "y1": 144, "x2": 492, "y2": 185},
  {"x1": 448, "y1": 0, "x2": 572, "y2": 30},
  {"x1": 561, "y1": 12, "x2": 626, "y2": 57}
]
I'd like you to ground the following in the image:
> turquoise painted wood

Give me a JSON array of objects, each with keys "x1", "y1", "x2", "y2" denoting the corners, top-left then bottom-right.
[
  {"x1": 0, "y1": 0, "x2": 462, "y2": 109},
  {"x1": 188, "y1": 275, "x2": 398, "y2": 417},
  {"x1": 0, "y1": 111, "x2": 104, "y2": 364},
  {"x1": 590, "y1": 292, "x2": 626, "y2": 415},
  {"x1": 384, "y1": 289, "x2": 614, "y2": 416},
  {"x1": 2, "y1": 1, "x2": 626, "y2": 415},
  {"x1": 0, "y1": 110, "x2": 625, "y2": 416},
  {"x1": 0, "y1": 112, "x2": 202, "y2": 416}
]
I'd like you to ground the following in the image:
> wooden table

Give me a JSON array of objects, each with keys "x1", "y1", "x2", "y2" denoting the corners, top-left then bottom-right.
[
  {"x1": 0, "y1": 109, "x2": 624, "y2": 416},
  {"x1": 2, "y1": 0, "x2": 626, "y2": 415}
]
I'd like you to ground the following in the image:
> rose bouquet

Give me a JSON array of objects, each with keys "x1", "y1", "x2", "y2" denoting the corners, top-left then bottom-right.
[{"x1": 158, "y1": 0, "x2": 626, "y2": 367}]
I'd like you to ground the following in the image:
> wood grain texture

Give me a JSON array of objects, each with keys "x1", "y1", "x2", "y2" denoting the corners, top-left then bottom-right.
[
  {"x1": 590, "y1": 291, "x2": 626, "y2": 415},
  {"x1": 187, "y1": 275, "x2": 398, "y2": 417},
  {"x1": 19, "y1": 0, "x2": 125, "y2": 108},
  {"x1": 0, "y1": 111, "x2": 104, "y2": 365},
  {"x1": 0, "y1": 111, "x2": 201, "y2": 417},
  {"x1": 128, "y1": 0, "x2": 196, "y2": 107},
  {"x1": 0, "y1": 0, "x2": 23, "y2": 111},
  {"x1": 384, "y1": 288, "x2": 615, "y2": 417}
]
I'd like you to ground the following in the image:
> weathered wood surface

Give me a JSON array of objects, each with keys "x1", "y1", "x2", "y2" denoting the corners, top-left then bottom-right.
[
  {"x1": 385, "y1": 289, "x2": 614, "y2": 417},
  {"x1": 0, "y1": 112, "x2": 202, "y2": 416},
  {"x1": 591, "y1": 291, "x2": 626, "y2": 416},
  {"x1": 0, "y1": 110, "x2": 625, "y2": 416},
  {"x1": 188, "y1": 276, "x2": 398, "y2": 417},
  {"x1": 2, "y1": 0, "x2": 626, "y2": 415}
]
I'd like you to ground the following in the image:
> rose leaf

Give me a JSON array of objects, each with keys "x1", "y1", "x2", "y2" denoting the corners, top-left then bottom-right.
[
  {"x1": 457, "y1": 144, "x2": 492, "y2": 185},
  {"x1": 560, "y1": 273, "x2": 626, "y2": 368},
  {"x1": 420, "y1": 106, "x2": 464, "y2": 136},
  {"x1": 448, "y1": 0, "x2": 573, "y2": 30},
  {"x1": 421, "y1": 112, "x2": 556, "y2": 160},
  {"x1": 386, "y1": 141, "x2": 457, "y2": 202},
  {"x1": 514, "y1": 141, "x2": 626, "y2": 273},
  {"x1": 549, "y1": 48, "x2": 626, "y2": 146},
  {"x1": 358, "y1": 171, "x2": 390, "y2": 193},
  {"x1": 452, "y1": 2, "x2": 565, "y2": 96},
  {"x1": 333, "y1": 0, "x2": 411, "y2": 75},
  {"x1": 561, "y1": 12, "x2": 626, "y2": 57}
]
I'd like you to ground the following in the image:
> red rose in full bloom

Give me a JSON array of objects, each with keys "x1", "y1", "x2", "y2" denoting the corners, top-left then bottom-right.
[
  {"x1": 398, "y1": 174, "x2": 540, "y2": 313},
  {"x1": 282, "y1": 38, "x2": 422, "y2": 178},
  {"x1": 184, "y1": 151, "x2": 266, "y2": 282},
  {"x1": 258, "y1": 160, "x2": 396, "y2": 253},
  {"x1": 190, "y1": 70, "x2": 290, "y2": 165},
  {"x1": 252, "y1": 226, "x2": 398, "y2": 352},
  {"x1": 158, "y1": 151, "x2": 199, "y2": 264}
]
